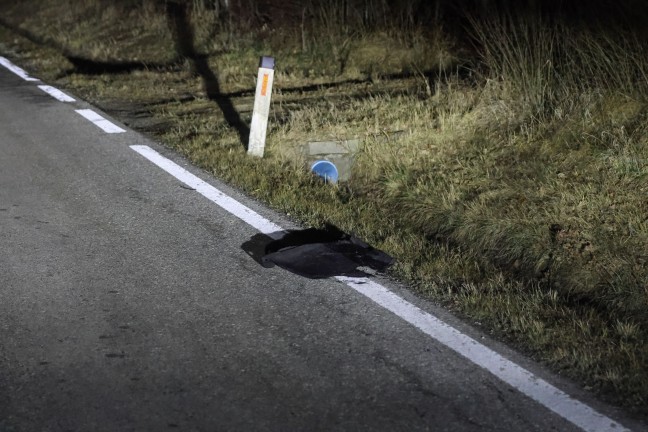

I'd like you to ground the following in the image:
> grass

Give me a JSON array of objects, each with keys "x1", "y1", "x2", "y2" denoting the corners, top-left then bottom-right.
[{"x1": 1, "y1": 0, "x2": 647, "y2": 415}]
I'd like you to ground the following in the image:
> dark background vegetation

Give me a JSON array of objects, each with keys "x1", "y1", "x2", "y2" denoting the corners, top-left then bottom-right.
[{"x1": 161, "y1": 0, "x2": 648, "y2": 35}]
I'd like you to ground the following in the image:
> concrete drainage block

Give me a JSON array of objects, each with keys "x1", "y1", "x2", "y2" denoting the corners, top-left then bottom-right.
[{"x1": 302, "y1": 139, "x2": 360, "y2": 183}]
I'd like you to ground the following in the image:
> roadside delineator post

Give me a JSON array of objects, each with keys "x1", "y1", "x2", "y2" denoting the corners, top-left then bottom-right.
[{"x1": 247, "y1": 56, "x2": 275, "y2": 157}]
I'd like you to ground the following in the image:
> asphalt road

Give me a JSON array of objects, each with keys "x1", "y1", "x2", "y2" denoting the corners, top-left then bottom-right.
[{"x1": 0, "y1": 65, "x2": 639, "y2": 432}]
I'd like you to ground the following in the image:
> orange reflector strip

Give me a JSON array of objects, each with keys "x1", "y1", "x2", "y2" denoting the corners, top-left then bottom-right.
[{"x1": 261, "y1": 73, "x2": 269, "y2": 96}]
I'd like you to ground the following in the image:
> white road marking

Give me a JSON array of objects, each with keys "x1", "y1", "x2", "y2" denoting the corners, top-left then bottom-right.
[
  {"x1": 337, "y1": 276, "x2": 628, "y2": 432},
  {"x1": 75, "y1": 109, "x2": 126, "y2": 134},
  {"x1": 129, "y1": 144, "x2": 630, "y2": 432},
  {"x1": 130, "y1": 145, "x2": 283, "y2": 235},
  {"x1": 0, "y1": 56, "x2": 39, "y2": 81},
  {"x1": 37, "y1": 85, "x2": 75, "y2": 102}
]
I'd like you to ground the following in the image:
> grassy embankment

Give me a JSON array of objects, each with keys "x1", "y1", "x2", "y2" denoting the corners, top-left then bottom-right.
[{"x1": 1, "y1": 0, "x2": 646, "y2": 413}]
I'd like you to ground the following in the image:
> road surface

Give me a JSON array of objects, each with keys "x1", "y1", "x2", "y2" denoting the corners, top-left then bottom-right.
[{"x1": 0, "y1": 62, "x2": 639, "y2": 431}]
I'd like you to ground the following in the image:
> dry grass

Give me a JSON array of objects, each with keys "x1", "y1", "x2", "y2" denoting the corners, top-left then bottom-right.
[{"x1": 1, "y1": 0, "x2": 647, "y2": 413}]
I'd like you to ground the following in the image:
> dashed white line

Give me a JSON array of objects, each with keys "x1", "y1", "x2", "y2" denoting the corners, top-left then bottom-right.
[
  {"x1": 37, "y1": 85, "x2": 75, "y2": 102},
  {"x1": 129, "y1": 144, "x2": 629, "y2": 432},
  {"x1": 75, "y1": 109, "x2": 126, "y2": 134},
  {"x1": 0, "y1": 56, "x2": 39, "y2": 81}
]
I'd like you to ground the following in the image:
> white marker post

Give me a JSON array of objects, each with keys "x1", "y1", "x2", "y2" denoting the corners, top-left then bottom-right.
[{"x1": 248, "y1": 56, "x2": 275, "y2": 157}]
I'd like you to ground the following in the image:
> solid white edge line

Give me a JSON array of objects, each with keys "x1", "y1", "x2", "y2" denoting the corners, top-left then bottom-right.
[
  {"x1": 37, "y1": 85, "x2": 75, "y2": 102},
  {"x1": 336, "y1": 276, "x2": 628, "y2": 432},
  {"x1": 130, "y1": 145, "x2": 283, "y2": 235},
  {"x1": 75, "y1": 109, "x2": 126, "y2": 134},
  {"x1": 0, "y1": 56, "x2": 39, "y2": 81},
  {"x1": 129, "y1": 144, "x2": 630, "y2": 432}
]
